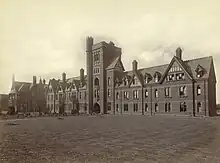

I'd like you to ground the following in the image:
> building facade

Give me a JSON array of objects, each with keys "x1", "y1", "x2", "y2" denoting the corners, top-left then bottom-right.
[
  {"x1": 8, "y1": 75, "x2": 48, "y2": 114},
  {"x1": 46, "y1": 37, "x2": 217, "y2": 116},
  {"x1": 8, "y1": 37, "x2": 217, "y2": 116}
]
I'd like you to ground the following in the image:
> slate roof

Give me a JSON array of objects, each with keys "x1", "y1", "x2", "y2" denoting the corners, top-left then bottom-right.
[{"x1": 115, "y1": 56, "x2": 213, "y2": 86}]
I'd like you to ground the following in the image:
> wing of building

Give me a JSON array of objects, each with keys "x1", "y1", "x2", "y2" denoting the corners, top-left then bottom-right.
[
  {"x1": 8, "y1": 37, "x2": 217, "y2": 116},
  {"x1": 8, "y1": 76, "x2": 48, "y2": 114}
]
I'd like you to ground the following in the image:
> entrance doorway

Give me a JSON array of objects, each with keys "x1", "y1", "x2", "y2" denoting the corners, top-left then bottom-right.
[{"x1": 93, "y1": 103, "x2": 100, "y2": 114}]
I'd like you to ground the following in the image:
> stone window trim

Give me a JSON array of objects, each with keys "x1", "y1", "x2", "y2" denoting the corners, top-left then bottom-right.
[
  {"x1": 180, "y1": 102, "x2": 187, "y2": 112},
  {"x1": 179, "y1": 86, "x2": 187, "y2": 98}
]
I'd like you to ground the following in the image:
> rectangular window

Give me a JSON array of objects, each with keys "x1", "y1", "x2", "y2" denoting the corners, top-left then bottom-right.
[
  {"x1": 79, "y1": 92, "x2": 82, "y2": 99},
  {"x1": 124, "y1": 91, "x2": 129, "y2": 99},
  {"x1": 165, "y1": 103, "x2": 171, "y2": 112},
  {"x1": 124, "y1": 104, "x2": 128, "y2": 112},
  {"x1": 180, "y1": 102, "x2": 187, "y2": 112},
  {"x1": 179, "y1": 86, "x2": 187, "y2": 97},
  {"x1": 107, "y1": 102, "x2": 111, "y2": 111},
  {"x1": 164, "y1": 87, "x2": 171, "y2": 97},
  {"x1": 133, "y1": 90, "x2": 139, "y2": 99},
  {"x1": 145, "y1": 103, "x2": 148, "y2": 112},
  {"x1": 155, "y1": 89, "x2": 158, "y2": 98},
  {"x1": 133, "y1": 103, "x2": 138, "y2": 112},
  {"x1": 145, "y1": 90, "x2": 148, "y2": 98},
  {"x1": 116, "y1": 92, "x2": 119, "y2": 99},
  {"x1": 197, "y1": 85, "x2": 201, "y2": 95},
  {"x1": 107, "y1": 89, "x2": 111, "y2": 97},
  {"x1": 197, "y1": 102, "x2": 202, "y2": 113},
  {"x1": 116, "y1": 104, "x2": 119, "y2": 112},
  {"x1": 155, "y1": 103, "x2": 158, "y2": 112},
  {"x1": 107, "y1": 77, "x2": 111, "y2": 86}
]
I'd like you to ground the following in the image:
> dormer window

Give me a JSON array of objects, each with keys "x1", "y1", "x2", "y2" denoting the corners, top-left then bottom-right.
[
  {"x1": 154, "y1": 72, "x2": 161, "y2": 83},
  {"x1": 195, "y1": 65, "x2": 205, "y2": 78},
  {"x1": 124, "y1": 78, "x2": 129, "y2": 86},
  {"x1": 145, "y1": 73, "x2": 151, "y2": 84},
  {"x1": 133, "y1": 76, "x2": 138, "y2": 85}
]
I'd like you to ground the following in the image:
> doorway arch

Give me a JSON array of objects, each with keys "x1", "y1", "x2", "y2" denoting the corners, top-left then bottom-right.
[{"x1": 93, "y1": 103, "x2": 100, "y2": 114}]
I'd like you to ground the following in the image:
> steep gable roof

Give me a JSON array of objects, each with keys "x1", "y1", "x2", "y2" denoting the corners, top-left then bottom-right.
[{"x1": 106, "y1": 56, "x2": 125, "y2": 71}]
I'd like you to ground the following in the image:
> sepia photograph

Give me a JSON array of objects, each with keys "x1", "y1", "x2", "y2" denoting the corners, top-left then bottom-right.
[{"x1": 0, "y1": 0, "x2": 220, "y2": 162}]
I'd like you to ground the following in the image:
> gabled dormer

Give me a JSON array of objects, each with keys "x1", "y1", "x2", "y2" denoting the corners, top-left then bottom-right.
[
  {"x1": 195, "y1": 64, "x2": 206, "y2": 78},
  {"x1": 144, "y1": 73, "x2": 152, "y2": 84},
  {"x1": 154, "y1": 71, "x2": 161, "y2": 83},
  {"x1": 130, "y1": 75, "x2": 142, "y2": 87},
  {"x1": 122, "y1": 75, "x2": 130, "y2": 87}
]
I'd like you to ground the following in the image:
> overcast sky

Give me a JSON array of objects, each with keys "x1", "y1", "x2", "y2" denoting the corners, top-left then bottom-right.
[{"x1": 0, "y1": 0, "x2": 220, "y2": 102}]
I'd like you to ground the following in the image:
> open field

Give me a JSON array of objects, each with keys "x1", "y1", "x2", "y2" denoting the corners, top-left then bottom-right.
[{"x1": 0, "y1": 115, "x2": 220, "y2": 163}]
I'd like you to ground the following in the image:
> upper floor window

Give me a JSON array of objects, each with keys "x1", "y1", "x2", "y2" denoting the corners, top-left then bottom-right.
[
  {"x1": 154, "y1": 72, "x2": 161, "y2": 83},
  {"x1": 154, "y1": 76, "x2": 159, "y2": 83},
  {"x1": 179, "y1": 86, "x2": 187, "y2": 97},
  {"x1": 164, "y1": 87, "x2": 171, "y2": 97},
  {"x1": 116, "y1": 92, "x2": 119, "y2": 99},
  {"x1": 145, "y1": 90, "x2": 148, "y2": 98},
  {"x1": 176, "y1": 73, "x2": 185, "y2": 80},
  {"x1": 94, "y1": 77, "x2": 99, "y2": 86},
  {"x1": 107, "y1": 89, "x2": 111, "y2": 97},
  {"x1": 124, "y1": 91, "x2": 129, "y2": 99},
  {"x1": 197, "y1": 85, "x2": 201, "y2": 95},
  {"x1": 107, "y1": 77, "x2": 111, "y2": 86},
  {"x1": 155, "y1": 89, "x2": 158, "y2": 98},
  {"x1": 94, "y1": 51, "x2": 100, "y2": 64},
  {"x1": 93, "y1": 67, "x2": 100, "y2": 74},
  {"x1": 133, "y1": 90, "x2": 139, "y2": 99}
]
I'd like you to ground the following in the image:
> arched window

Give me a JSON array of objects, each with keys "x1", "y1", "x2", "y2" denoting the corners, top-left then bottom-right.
[{"x1": 94, "y1": 77, "x2": 99, "y2": 86}]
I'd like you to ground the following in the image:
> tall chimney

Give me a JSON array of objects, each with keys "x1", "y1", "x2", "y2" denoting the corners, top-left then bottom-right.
[
  {"x1": 176, "y1": 47, "x2": 182, "y2": 60},
  {"x1": 33, "y1": 76, "x2": 37, "y2": 85},
  {"x1": 80, "y1": 68, "x2": 84, "y2": 82},
  {"x1": 132, "y1": 60, "x2": 138, "y2": 72},
  {"x1": 86, "y1": 36, "x2": 94, "y2": 114},
  {"x1": 12, "y1": 74, "x2": 15, "y2": 83},
  {"x1": 62, "y1": 72, "x2": 66, "y2": 82}
]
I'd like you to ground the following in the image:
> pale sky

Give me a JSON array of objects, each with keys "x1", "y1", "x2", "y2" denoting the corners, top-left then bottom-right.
[{"x1": 0, "y1": 0, "x2": 220, "y2": 102}]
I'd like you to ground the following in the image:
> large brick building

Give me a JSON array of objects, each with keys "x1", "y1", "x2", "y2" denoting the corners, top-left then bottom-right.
[
  {"x1": 46, "y1": 37, "x2": 217, "y2": 116},
  {"x1": 8, "y1": 75, "x2": 48, "y2": 114}
]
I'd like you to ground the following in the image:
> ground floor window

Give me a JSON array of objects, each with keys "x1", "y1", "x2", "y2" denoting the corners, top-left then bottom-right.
[
  {"x1": 108, "y1": 102, "x2": 111, "y2": 111},
  {"x1": 165, "y1": 103, "x2": 171, "y2": 112},
  {"x1": 145, "y1": 103, "x2": 148, "y2": 112},
  {"x1": 116, "y1": 104, "x2": 119, "y2": 112},
  {"x1": 197, "y1": 102, "x2": 202, "y2": 113},
  {"x1": 133, "y1": 103, "x2": 138, "y2": 112},
  {"x1": 180, "y1": 102, "x2": 187, "y2": 112},
  {"x1": 155, "y1": 103, "x2": 158, "y2": 112},
  {"x1": 124, "y1": 104, "x2": 128, "y2": 112}
]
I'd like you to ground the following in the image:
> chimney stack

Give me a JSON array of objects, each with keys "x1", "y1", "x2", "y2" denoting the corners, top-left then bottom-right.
[
  {"x1": 43, "y1": 79, "x2": 46, "y2": 85},
  {"x1": 176, "y1": 47, "x2": 182, "y2": 60},
  {"x1": 132, "y1": 60, "x2": 138, "y2": 72},
  {"x1": 62, "y1": 72, "x2": 66, "y2": 83},
  {"x1": 33, "y1": 76, "x2": 37, "y2": 85},
  {"x1": 80, "y1": 68, "x2": 84, "y2": 82}
]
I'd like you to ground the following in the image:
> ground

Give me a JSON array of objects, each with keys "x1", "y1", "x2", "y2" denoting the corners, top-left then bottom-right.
[{"x1": 0, "y1": 115, "x2": 220, "y2": 163}]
